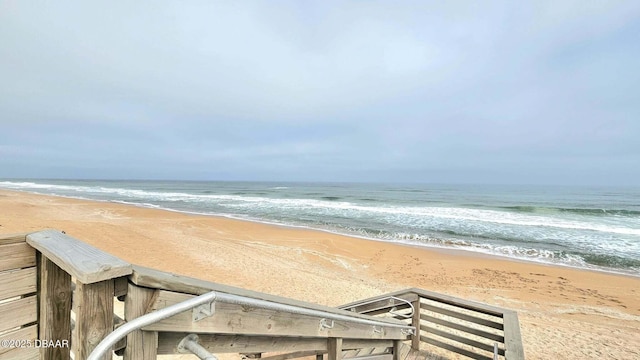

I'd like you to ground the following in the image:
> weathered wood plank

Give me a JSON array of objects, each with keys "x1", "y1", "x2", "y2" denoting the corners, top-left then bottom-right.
[
  {"x1": 503, "y1": 311, "x2": 525, "y2": 360},
  {"x1": 0, "y1": 233, "x2": 27, "y2": 245},
  {"x1": 410, "y1": 300, "x2": 421, "y2": 351},
  {"x1": 420, "y1": 336, "x2": 493, "y2": 360},
  {"x1": 343, "y1": 340, "x2": 394, "y2": 351},
  {"x1": 345, "y1": 354, "x2": 392, "y2": 360},
  {"x1": 157, "y1": 334, "x2": 327, "y2": 354},
  {"x1": 419, "y1": 318, "x2": 504, "y2": 343},
  {"x1": 398, "y1": 343, "x2": 411, "y2": 360},
  {"x1": 27, "y1": 229, "x2": 132, "y2": 284},
  {"x1": 328, "y1": 338, "x2": 343, "y2": 360},
  {"x1": 260, "y1": 350, "x2": 322, "y2": 360},
  {"x1": 403, "y1": 347, "x2": 420, "y2": 360},
  {"x1": 0, "y1": 325, "x2": 37, "y2": 356},
  {"x1": 421, "y1": 326, "x2": 504, "y2": 355},
  {"x1": 114, "y1": 276, "x2": 128, "y2": 298},
  {"x1": 113, "y1": 314, "x2": 127, "y2": 353},
  {"x1": 0, "y1": 267, "x2": 36, "y2": 301},
  {"x1": 144, "y1": 290, "x2": 409, "y2": 340},
  {"x1": 412, "y1": 289, "x2": 505, "y2": 318},
  {"x1": 131, "y1": 265, "x2": 407, "y2": 328},
  {"x1": 156, "y1": 334, "x2": 393, "y2": 355},
  {"x1": 0, "y1": 295, "x2": 37, "y2": 333},
  {"x1": 72, "y1": 280, "x2": 114, "y2": 360},
  {"x1": 0, "y1": 242, "x2": 35, "y2": 272},
  {"x1": 343, "y1": 289, "x2": 506, "y2": 319},
  {"x1": 38, "y1": 253, "x2": 72, "y2": 360},
  {"x1": 342, "y1": 349, "x2": 360, "y2": 359},
  {"x1": 124, "y1": 283, "x2": 158, "y2": 360},
  {"x1": 420, "y1": 303, "x2": 504, "y2": 330},
  {"x1": 392, "y1": 340, "x2": 402, "y2": 360},
  {"x1": 0, "y1": 347, "x2": 39, "y2": 360}
]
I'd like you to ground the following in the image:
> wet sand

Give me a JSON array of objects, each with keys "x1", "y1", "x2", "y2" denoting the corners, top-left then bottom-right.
[{"x1": 1, "y1": 189, "x2": 639, "y2": 359}]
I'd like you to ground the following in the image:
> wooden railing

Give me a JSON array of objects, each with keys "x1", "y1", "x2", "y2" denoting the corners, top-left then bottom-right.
[
  {"x1": 340, "y1": 289, "x2": 525, "y2": 360},
  {"x1": 0, "y1": 230, "x2": 524, "y2": 360},
  {"x1": 0, "y1": 230, "x2": 412, "y2": 360}
]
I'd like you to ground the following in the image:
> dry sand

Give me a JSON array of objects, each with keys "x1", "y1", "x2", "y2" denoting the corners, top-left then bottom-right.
[{"x1": 1, "y1": 189, "x2": 639, "y2": 359}]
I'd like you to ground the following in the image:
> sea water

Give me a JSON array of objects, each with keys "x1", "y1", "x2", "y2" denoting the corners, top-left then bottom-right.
[{"x1": 1, "y1": 179, "x2": 639, "y2": 276}]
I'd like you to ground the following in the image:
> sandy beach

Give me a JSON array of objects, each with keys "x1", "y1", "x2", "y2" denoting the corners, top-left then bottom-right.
[{"x1": 1, "y1": 189, "x2": 639, "y2": 359}]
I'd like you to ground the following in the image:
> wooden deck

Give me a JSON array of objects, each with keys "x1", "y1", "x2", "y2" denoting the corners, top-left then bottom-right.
[{"x1": 0, "y1": 230, "x2": 524, "y2": 360}]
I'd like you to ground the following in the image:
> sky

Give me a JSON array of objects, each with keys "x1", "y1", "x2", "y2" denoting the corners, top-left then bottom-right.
[{"x1": 1, "y1": 1, "x2": 639, "y2": 185}]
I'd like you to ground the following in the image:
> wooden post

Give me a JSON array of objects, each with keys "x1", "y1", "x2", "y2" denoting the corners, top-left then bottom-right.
[
  {"x1": 38, "y1": 253, "x2": 72, "y2": 360},
  {"x1": 72, "y1": 280, "x2": 114, "y2": 360},
  {"x1": 393, "y1": 340, "x2": 402, "y2": 360},
  {"x1": 411, "y1": 298, "x2": 421, "y2": 351},
  {"x1": 124, "y1": 283, "x2": 158, "y2": 360},
  {"x1": 328, "y1": 338, "x2": 342, "y2": 360}
]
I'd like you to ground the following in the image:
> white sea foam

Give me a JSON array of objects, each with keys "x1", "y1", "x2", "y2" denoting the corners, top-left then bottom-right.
[
  {"x1": 2, "y1": 181, "x2": 638, "y2": 237},
  {"x1": 2, "y1": 180, "x2": 638, "y2": 275}
]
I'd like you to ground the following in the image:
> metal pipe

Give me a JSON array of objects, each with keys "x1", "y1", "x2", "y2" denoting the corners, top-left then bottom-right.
[
  {"x1": 179, "y1": 334, "x2": 218, "y2": 360},
  {"x1": 86, "y1": 291, "x2": 217, "y2": 360}
]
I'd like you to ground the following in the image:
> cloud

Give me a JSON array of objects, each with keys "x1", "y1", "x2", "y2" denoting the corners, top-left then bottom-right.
[{"x1": 1, "y1": 1, "x2": 639, "y2": 184}]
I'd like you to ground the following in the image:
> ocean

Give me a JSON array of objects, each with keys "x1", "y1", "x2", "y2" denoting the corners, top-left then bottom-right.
[{"x1": 1, "y1": 179, "x2": 639, "y2": 276}]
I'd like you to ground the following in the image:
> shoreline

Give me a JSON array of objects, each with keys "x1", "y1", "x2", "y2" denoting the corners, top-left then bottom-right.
[
  {"x1": 2, "y1": 189, "x2": 640, "y2": 359},
  {"x1": 3, "y1": 188, "x2": 638, "y2": 279}
]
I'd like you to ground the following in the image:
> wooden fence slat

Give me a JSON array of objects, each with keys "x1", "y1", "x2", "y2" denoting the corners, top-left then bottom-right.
[
  {"x1": 0, "y1": 233, "x2": 27, "y2": 245},
  {"x1": 421, "y1": 326, "x2": 504, "y2": 355},
  {"x1": 344, "y1": 354, "x2": 392, "y2": 360},
  {"x1": 0, "y1": 242, "x2": 36, "y2": 272},
  {"x1": 410, "y1": 289, "x2": 505, "y2": 318},
  {"x1": 157, "y1": 334, "x2": 327, "y2": 354},
  {"x1": 0, "y1": 295, "x2": 37, "y2": 333},
  {"x1": 0, "y1": 325, "x2": 38, "y2": 356},
  {"x1": 398, "y1": 343, "x2": 411, "y2": 360},
  {"x1": 420, "y1": 336, "x2": 493, "y2": 360},
  {"x1": 0, "y1": 267, "x2": 37, "y2": 301},
  {"x1": 0, "y1": 347, "x2": 39, "y2": 360},
  {"x1": 420, "y1": 303, "x2": 504, "y2": 330},
  {"x1": 420, "y1": 316, "x2": 504, "y2": 343},
  {"x1": 343, "y1": 340, "x2": 394, "y2": 351},
  {"x1": 260, "y1": 350, "x2": 322, "y2": 360}
]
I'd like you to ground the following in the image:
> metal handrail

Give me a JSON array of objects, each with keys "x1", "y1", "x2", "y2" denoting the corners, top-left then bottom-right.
[
  {"x1": 87, "y1": 291, "x2": 218, "y2": 360},
  {"x1": 339, "y1": 296, "x2": 415, "y2": 318},
  {"x1": 88, "y1": 289, "x2": 415, "y2": 359}
]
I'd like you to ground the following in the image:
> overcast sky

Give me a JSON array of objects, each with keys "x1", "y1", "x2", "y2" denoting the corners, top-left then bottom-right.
[{"x1": 1, "y1": 1, "x2": 639, "y2": 185}]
